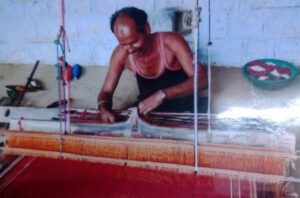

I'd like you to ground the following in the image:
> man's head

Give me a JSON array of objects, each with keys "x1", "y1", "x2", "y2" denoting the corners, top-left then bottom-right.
[
  {"x1": 110, "y1": 7, "x2": 150, "y2": 54},
  {"x1": 110, "y1": 7, "x2": 148, "y2": 34}
]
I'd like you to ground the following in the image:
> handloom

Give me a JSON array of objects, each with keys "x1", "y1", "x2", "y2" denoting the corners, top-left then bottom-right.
[
  {"x1": 2, "y1": 108, "x2": 296, "y2": 166},
  {"x1": 1, "y1": 106, "x2": 298, "y2": 196}
]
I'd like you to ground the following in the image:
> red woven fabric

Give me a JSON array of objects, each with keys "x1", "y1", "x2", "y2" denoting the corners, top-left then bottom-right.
[{"x1": 0, "y1": 156, "x2": 259, "y2": 198}]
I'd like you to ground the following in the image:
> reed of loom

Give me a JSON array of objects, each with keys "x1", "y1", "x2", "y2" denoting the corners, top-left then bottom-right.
[{"x1": 4, "y1": 131, "x2": 294, "y2": 176}]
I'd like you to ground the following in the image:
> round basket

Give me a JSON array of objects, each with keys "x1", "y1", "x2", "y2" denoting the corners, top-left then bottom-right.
[{"x1": 241, "y1": 59, "x2": 299, "y2": 90}]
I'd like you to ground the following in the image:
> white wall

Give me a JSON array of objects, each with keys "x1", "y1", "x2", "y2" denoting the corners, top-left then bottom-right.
[
  {"x1": 201, "y1": 0, "x2": 300, "y2": 67},
  {"x1": 0, "y1": 0, "x2": 300, "y2": 67}
]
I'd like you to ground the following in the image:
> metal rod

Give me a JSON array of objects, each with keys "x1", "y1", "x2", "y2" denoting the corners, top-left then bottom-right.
[
  {"x1": 16, "y1": 60, "x2": 40, "y2": 106},
  {"x1": 193, "y1": 0, "x2": 200, "y2": 172},
  {"x1": 207, "y1": 0, "x2": 212, "y2": 135},
  {"x1": 4, "y1": 60, "x2": 39, "y2": 129}
]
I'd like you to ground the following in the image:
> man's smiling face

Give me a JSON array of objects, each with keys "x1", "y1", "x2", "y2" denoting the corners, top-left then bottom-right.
[{"x1": 114, "y1": 16, "x2": 146, "y2": 55}]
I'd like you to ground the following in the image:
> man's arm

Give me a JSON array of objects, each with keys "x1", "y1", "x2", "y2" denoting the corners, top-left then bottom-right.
[
  {"x1": 97, "y1": 46, "x2": 128, "y2": 123},
  {"x1": 162, "y1": 32, "x2": 208, "y2": 99},
  {"x1": 138, "y1": 32, "x2": 208, "y2": 115}
]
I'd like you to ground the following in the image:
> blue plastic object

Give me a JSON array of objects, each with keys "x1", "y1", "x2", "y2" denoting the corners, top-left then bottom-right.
[{"x1": 72, "y1": 64, "x2": 82, "y2": 80}]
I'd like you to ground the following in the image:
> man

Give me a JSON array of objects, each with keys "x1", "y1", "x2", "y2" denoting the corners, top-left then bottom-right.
[{"x1": 98, "y1": 7, "x2": 208, "y2": 123}]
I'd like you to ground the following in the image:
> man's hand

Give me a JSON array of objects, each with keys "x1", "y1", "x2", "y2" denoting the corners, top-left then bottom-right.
[
  {"x1": 100, "y1": 109, "x2": 116, "y2": 123},
  {"x1": 138, "y1": 90, "x2": 166, "y2": 115}
]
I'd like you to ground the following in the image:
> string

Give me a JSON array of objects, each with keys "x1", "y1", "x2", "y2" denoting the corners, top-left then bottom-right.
[{"x1": 0, "y1": 156, "x2": 36, "y2": 193}]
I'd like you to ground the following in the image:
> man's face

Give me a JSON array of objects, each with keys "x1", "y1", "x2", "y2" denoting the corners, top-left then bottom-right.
[{"x1": 114, "y1": 16, "x2": 145, "y2": 55}]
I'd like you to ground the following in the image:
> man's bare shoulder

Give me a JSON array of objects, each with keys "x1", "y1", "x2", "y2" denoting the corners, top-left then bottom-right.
[
  {"x1": 111, "y1": 45, "x2": 129, "y2": 65},
  {"x1": 112, "y1": 45, "x2": 128, "y2": 58},
  {"x1": 161, "y1": 32, "x2": 184, "y2": 41},
  {"x1": 161, "y1": 32, "x2": 186, "y2": 45},
  {"x1": 160, "y1": 32, "x2": 189, "y2": 51}
]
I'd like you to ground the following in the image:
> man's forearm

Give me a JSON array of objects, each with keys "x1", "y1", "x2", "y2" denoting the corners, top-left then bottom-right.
[{"x1": 97, "y1": 92, "x2": 113, "y2": 111}]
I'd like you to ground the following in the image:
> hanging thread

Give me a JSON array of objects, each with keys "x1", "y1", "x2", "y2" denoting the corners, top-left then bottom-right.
[{"x1": 54, "y1": 0, "x2": 72, "y2": 157}]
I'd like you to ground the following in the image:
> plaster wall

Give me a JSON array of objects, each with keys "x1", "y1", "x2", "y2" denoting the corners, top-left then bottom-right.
[{"x1": 0, "y1": 0, "x2": 300, "y2": 67}]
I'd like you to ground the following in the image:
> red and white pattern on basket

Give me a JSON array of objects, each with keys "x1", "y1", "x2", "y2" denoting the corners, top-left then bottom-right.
[{"x1": 247, "y1": 61, "x2": 291, "y2": 81}]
